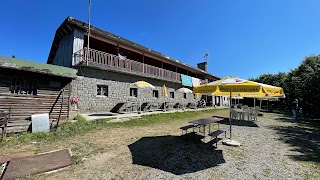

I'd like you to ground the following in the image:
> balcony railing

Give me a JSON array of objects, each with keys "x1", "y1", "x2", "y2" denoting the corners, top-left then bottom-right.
[{"x1": 74, "y1": 47, "x2": 181, "y2": 82}]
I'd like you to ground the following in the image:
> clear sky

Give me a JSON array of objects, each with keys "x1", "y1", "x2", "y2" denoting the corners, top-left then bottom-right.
[{"x1": 1, "y1": 0, "x2": 320, "y2": 79}]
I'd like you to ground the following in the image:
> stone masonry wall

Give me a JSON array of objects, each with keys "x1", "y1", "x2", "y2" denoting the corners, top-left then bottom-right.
[{"x1": 71, "y1": 67, "x2": 200, "y2": 113}]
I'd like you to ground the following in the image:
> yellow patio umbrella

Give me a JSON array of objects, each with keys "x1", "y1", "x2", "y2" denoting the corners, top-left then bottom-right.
[
  {"x1": 162, "y1": 84, "x2": 168, "y2": 97},
  {"x1": 131, "y1": 81, "x2": 155, "y2": 113},
  {"x1": 176, "y1": 87, "x2": 193, "y2": 93},
  {"x1": 193, "y1": 77, "x2": 285, "y2": 146},
  {"x1": 133, "y1": 81, "x2": 155, "y2": 88},
  {"x1": 194, "y1": 77, "x2": 284, "y2": 98}
]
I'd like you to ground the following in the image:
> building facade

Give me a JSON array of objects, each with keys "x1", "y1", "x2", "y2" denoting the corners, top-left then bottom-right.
[{"x1": 47, "y1": 17, "x2": 223, "y2": 113}]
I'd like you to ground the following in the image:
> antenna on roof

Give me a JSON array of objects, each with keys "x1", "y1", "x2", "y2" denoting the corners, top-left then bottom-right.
[
  {"x1": 204, "y1": 53, "x2": 209, "y2": 64},
  {"x1": 86, "y1": 0, "x2": 91, "y2": 66}
]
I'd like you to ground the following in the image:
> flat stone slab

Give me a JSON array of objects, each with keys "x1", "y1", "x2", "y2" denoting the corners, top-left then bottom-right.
[
  {"x1": 2, "y1": 149, "x2": 73, "y2": 180},
  {"x1": 222, "y1": 139, "x2": 241, "y2": 147}
]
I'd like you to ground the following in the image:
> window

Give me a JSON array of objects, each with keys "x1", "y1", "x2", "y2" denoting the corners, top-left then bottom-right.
[
  {"x1": 97, "y1": 85, "x2": 108, "y2": 96},
  {"x1": 153, "y1": 90, "x2": 159, "y2": 98},
  {"x1": 183, "y1": 93, "x2": 187, "y2": 99},
  {"x1": 130, "y1": 88, "x2": 138, "y2": 97},
  {"x1": 169, "y1": 92, "x2": 174, "y2": 99},
  {"x1": 10, "y1": 77, "x2": 37, "y2": 95}
]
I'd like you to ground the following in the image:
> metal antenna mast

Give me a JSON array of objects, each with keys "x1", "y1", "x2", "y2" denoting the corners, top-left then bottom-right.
[
  {"x1": 86, "y1": 0, "x2": 91, "y2": 66},
  {"x1": 204, "y1": 53, "x2": 209, "y2": 64}
]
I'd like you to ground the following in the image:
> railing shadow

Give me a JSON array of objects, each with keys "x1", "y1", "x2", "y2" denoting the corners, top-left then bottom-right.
[
  {"x1": 128, "y1": 135, "x2": 225, "y2": 175},
  {"x1": 269, "y1": 116, "x2": 320, "y2": 163}
]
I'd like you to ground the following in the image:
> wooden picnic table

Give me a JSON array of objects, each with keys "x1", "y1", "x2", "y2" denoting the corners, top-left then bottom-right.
[{"x1": 189, "y1": 117, "x2": 224, "y2": 136}]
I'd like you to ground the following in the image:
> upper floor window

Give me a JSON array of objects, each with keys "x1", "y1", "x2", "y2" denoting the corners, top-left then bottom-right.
[
  {"x1": 10, "y1": 77, "x2": 37, "y2": 95},
  {"x1": 97, "y1": 85, "x2": 108, "y2": 96},
  {"x1": 153, "y1": 90, "x2": 159, "y2": 98},
  {"x1": 130, "y1": 88, "x2": 138, "y2": 97}
]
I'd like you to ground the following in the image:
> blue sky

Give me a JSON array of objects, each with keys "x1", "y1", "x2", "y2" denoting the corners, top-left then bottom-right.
[{"x1": 1, "y1": 0, "x2": 320, "y2": 79}]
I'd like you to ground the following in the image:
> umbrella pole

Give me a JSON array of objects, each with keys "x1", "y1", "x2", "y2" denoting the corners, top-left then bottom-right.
[
  {"x1": 229, "y1": 92, "x2": 232, "y2": 140},
  {"x1": 260, "y1": 99, "x2": 262, "y2": 109}
]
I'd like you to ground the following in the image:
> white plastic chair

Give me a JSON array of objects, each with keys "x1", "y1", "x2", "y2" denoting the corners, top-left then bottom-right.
[
  {"x1": 253, "y1": 106, "x2": 260, "y2": 121},
  {"x1": 230, "y1": 109, "x2": 240, "y2": 120}
]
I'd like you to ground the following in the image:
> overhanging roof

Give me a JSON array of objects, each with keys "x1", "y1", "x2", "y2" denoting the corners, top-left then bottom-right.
[
  {"x1": 47, "y1": 17, "x2": 220, "y2": 80},
  {"x1": 0, "y1": 56, "x2": 77, "y2": 78}
]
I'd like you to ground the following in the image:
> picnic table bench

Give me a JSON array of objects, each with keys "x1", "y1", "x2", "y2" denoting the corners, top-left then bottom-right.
[
  {"x1": 179, "y1": 116, "x2": 224, "y2": 140},
  {"x1": 179, "y1": 124, "x2": 197, "y2": 135},
  {"x1": 208, "y1": 126, "x2": 230, "y2": 147}
]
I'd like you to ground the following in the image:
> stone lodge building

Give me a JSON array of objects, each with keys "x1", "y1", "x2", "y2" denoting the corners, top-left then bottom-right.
[{"x1": 47, "y1": 17, "x2": 226, "y2": 113}]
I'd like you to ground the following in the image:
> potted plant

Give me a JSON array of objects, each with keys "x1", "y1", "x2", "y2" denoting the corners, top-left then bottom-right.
[{"x1": 71, "y1": 96, "x2": 80, "y2": 110}]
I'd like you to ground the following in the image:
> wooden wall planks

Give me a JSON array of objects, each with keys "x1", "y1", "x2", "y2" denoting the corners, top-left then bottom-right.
[{"x1": 0, "y1": 68, "x2": 72, "y2": 132}]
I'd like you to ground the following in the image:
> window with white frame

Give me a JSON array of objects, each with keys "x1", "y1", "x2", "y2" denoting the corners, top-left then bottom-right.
[{"x1": 97, "y1": 85, "x2": 108, "y2": 96}]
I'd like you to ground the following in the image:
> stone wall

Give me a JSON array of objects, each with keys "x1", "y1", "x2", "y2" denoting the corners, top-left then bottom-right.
[{"x1": 71, "y1": 67, "x2": 200, "y2": 113}]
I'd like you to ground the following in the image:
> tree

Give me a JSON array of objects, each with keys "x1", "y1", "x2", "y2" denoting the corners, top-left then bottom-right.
[{"x1": 250, "y1": 55, "x2": 320, "y2": 117}]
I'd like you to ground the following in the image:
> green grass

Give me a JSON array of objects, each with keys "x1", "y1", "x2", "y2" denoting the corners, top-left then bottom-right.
[
  {"x1": 108, "y1": 108, "x2": 223, "y2": 128},
  {"x1": 1, "y1": 108, "x2": 225, "y2": 147},
  {"x1": 1, "y1": 115, "x2": 114, "y2": 147}
]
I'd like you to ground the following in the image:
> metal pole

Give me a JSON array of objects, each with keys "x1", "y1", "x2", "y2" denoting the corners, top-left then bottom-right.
[
  {"x1": 229, "y1": 92, "x2": 232, "y2": 139},
  {"x1": 204, "y1": 53, "x2": 209, "y2": 64},
  {"x1": 86, "y1": 0, "x2": 91, "y2": 66}
]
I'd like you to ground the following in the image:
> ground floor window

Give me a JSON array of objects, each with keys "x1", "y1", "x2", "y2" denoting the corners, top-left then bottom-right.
[
  {"x1": 153, "y1": 90, "x2": 159, "y2": 98},
  {"x1": 130, "y1": 88, "x2": 138, "y2": 97},
  {"x1": 97, "y1": 85, "x2": 108, "y2": 96},
  {"x1": 10, "y1": 77, "x2": 37, "y2": 95},
  {"x1": 170, "y1": 92, "x2": 174, "y2": 99}
]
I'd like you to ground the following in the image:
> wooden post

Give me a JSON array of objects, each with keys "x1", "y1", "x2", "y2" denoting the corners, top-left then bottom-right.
[
  {"x1": 176, "y1": 66, "x2": 178, "y2": 80},
  {"x1": 117, "y1": 44, "x2": 119, "y2": 54},
  {"x1": 161, "y1": 62, "x2": 163, "y2": 77},
  {"x1": 142, "y1": 54, "x2": 145, "y2": 73}
]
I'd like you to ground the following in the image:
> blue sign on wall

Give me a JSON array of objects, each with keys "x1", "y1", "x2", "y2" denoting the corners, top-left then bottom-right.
[{"x1": 181, "y1": 74, "x2": 192, "y2": 87}]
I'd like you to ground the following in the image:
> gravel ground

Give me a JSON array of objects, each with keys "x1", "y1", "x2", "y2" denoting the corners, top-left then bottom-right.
[{"x1": 40, "y1": 112, "x2": 319, "y2": 180}]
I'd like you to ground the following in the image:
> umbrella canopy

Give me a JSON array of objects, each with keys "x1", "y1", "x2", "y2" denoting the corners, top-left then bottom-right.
[
  {"x1": 193, "y1": 77, "x2": 284, "y2": 98},
  {"x1": 177, "y1": 87, "x2": 193, "y2": 93},
  {"x1": 193, "y1": 77, "x2": 285, "y2": 145},
  {"x1": 132, "y1": 81, "x2": 155, "y2": 88},
  {"x1": 163, "y1": 84, "x2": 168, "y2": 97}
]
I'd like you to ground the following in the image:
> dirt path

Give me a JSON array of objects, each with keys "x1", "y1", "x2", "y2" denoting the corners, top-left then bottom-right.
[{"x1": 1, "y1": 109, "x2": 319, "y2": 179}]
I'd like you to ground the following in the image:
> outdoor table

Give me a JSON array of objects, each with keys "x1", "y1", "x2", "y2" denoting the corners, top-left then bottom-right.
[
  {"x1": 189, "y1": 117, "x2": 224, "y2": 136},
  {"x1": 233, "y1": 109, "x2": 250, "y2": 120}
]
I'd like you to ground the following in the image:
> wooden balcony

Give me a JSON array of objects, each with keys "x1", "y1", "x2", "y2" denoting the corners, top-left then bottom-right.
[{"x1": 74, "y1": 48, "x2": 182, "y2": 82}]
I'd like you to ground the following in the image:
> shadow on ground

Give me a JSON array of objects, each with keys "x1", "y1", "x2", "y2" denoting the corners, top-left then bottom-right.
[
  {"x1": 128, "y1": 135, "x2": 225, "y2": 175},
  {"x1": 88, "y1": 113, "x2": 115, "y2": 117},
  {"x1": 270, "y1": 116, "x2": 320, "y2": 163},
  {"x1": 217, "y1": 118, "x2": 259, "y2": 128}
]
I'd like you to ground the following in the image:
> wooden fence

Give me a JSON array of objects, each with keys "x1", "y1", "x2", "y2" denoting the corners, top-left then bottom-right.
[{"x1": 75, "y1": 48, "x2": 181, "y2": 82}]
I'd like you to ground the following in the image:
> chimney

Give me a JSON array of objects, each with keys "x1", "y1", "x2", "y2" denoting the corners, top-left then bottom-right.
[{"x1": 197, "y1": 62, "x2": 207, "y2": 72}]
